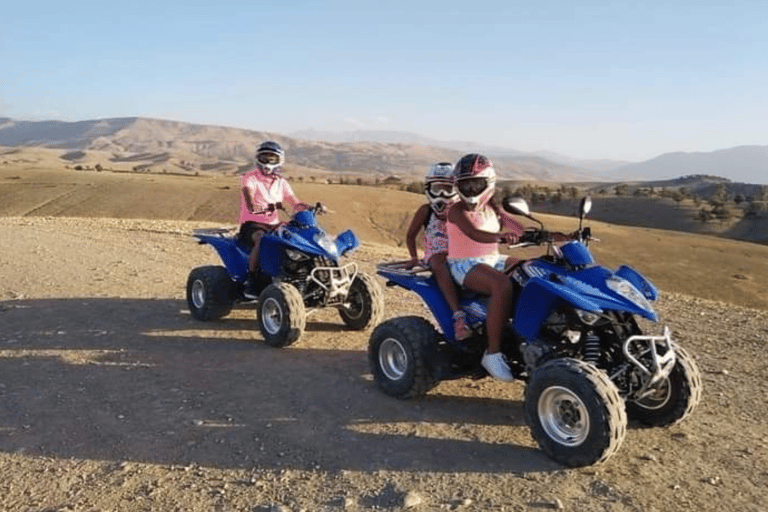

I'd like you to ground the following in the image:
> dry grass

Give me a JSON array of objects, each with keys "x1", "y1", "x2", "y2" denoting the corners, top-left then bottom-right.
[{"x1": 2, "y1": 146, "x2": 767, "y2": 310}]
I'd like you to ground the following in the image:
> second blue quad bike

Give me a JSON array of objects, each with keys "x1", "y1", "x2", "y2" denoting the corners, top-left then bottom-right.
[
  {"x1": 369, "y1": 196, "x2": 702, "y2": 467},
  {"x1": 187, "y1": 203, "x2": 384, "y2": 347}
]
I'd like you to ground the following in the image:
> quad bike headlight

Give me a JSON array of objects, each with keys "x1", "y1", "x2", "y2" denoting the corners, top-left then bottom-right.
[
  {"x1": 607, "y1": 276, "x2": 654, "y2": 313},
  {"x1": 314, "y1": 233, "x2": 339, "y2": 258}
]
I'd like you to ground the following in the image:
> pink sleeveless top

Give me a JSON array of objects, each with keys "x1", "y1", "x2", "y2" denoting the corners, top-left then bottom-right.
[{"x1": 447, "y1": 205, "x2": 501, "y2": 259}]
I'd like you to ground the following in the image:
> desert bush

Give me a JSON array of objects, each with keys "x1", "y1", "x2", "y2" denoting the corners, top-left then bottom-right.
[
  {"x1": 405, "y1": 181, "x2": 424, "y2": 194},
  {"x1": 614, "y1": 184, "x2": 629, "y2": 196},
  {"x1": 95, "y1": 163, "x2": 103, "y2": 172}
]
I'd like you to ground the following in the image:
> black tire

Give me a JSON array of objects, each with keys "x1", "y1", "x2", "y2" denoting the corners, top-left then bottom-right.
[
  {"x1": 368, "y1": 316, "x2": 438, "y2": 399},
  {"x1": 626, "y1": 344, "x2": 702, "y2": 427},
  {"x1": 525, "y1": 358, "x2": 627, "y2": 467},
  {"x1": 186, "y1": 266, "x2": 236, "y2": 321},
  {"x1": 338, "y1": 272, "x2": 384, "y2": 330},
  {"x1": 257, "y1": 283, "x2": 306, "y2": 348}
]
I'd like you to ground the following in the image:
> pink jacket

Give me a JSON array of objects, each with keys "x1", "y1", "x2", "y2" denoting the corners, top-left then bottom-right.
[{"x1": 239, "y1": 169, "x2": 301, "y2": 225}]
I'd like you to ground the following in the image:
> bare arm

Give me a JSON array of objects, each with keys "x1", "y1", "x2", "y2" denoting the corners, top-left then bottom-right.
[{"x1": 405, "y1": 204, "x2": 430, "y2": 264}]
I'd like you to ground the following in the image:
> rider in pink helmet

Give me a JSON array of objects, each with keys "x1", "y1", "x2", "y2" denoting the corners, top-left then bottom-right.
[{"x1": 447, "y1": 154, "x2": 525, "y2": 381}]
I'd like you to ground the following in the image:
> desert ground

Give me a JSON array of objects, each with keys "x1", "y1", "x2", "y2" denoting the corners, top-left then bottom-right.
[{"x1": 1, "y1": 162, "x2": 767, "y2": 511}]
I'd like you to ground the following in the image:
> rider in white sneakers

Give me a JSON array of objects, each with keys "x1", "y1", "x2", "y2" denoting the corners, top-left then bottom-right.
[{"x1": 446, "y1": 154, "x2": 525, "y2": 381}]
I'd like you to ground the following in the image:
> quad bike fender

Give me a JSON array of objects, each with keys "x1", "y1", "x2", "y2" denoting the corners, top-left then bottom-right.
[
  {"x1": 335, "y1": 229, "x2": 359, "y2": 256},
  {"x1": 379, "y1": 271, "x2": 455, "y2": 340},
  {"x1": 514, "y1": 276, "x2": 602, "y2": 341},
  {"x1": 615, "y1": 265, "x2": 659, "y2": 301},
  {"x1": 196, "y1": 234, "x2": 249, "y2": 281}
]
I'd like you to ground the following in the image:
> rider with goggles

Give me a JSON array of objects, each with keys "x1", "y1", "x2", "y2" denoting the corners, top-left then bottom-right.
[
  {"x1": 446, "y1": 154, "x2": 526, "y2": 381},
  {"x1": 239, "y1": 141, "x2": 312, "y2": 298},
  {"x1": 405, "y1": 162, "x2": 470, "y2": 341}
]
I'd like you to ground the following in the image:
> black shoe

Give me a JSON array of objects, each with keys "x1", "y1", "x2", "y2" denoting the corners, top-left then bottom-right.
[{"x1": 243, "y1": 273, "x2": 259, "y2": 300}]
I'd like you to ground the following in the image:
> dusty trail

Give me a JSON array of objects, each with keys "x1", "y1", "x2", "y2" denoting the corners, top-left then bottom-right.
[{"x1": 1, "y1": 216, "x2": 766, "y2": 511}]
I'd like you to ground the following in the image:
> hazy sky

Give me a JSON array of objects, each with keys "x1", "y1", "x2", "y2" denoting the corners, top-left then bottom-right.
[{"x1": 2, "y1": 0, "x2": 766, "y2": 161}]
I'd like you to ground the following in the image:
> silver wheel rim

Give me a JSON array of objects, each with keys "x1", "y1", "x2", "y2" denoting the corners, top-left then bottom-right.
[
  {"x1": 538, "y1": 386, "x2": 590, "y2": 447},
  {"x1": 191, "y1": 280, "x2": 205, "y2": 309},
  {"x1": 262, "y1": 297, "x2": 283, "y2": 335},
  {"x1": 379, "y1": 337, "x2": 408, "y2": 381}
]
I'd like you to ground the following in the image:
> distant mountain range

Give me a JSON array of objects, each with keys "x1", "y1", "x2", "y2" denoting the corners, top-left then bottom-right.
[{"x1": 1, "y1": 117, "x2": 766, "y2": 185}]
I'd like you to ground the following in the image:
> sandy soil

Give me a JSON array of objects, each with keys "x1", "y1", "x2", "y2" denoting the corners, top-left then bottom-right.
[{"x1": 1, "y1": 215, "x2": 767, "y2": 512}]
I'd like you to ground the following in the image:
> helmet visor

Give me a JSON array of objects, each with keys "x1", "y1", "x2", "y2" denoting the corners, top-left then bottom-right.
[
  {"x1": 427, "y1": 182, "x2": 455, "y2": 197},
  {"x1": 257, "y1": 152, "x2": 281, "y2": 165},
  {"x1": 458, "y1": 177, "x2": 489, "y2": 198}
]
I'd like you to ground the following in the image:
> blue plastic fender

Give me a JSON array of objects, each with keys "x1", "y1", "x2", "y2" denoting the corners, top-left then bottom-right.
[
  {"x1": 378, "y1": 270, "x2": 455, "y2": 341},
  {"x1": 514, "y1": 276, "x2": 603, "y2": 341},
  {"x1": 197, "y1": 235, "x2": 250, "y2": 281},
  {"x1": 335, "y1": 229, "x2": 360, "y2": 256}
]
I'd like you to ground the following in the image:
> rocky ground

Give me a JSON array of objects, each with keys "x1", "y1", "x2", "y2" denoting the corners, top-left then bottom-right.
[{"x1": 1, "y1": 216, "x2": 767, "y2": 512}]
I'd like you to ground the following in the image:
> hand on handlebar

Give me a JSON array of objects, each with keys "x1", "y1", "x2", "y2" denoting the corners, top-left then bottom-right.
[
  {"x1": 519, "y1": 228, "x2": 549, "y2": 244},
  {"x1": 499, "y1": 232, "x2": 519, "y2": 245}
]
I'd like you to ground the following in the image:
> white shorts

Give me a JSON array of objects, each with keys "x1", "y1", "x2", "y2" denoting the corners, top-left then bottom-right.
[{"x1": 447, "y1": 254, "x2": 508, "y2": 286}]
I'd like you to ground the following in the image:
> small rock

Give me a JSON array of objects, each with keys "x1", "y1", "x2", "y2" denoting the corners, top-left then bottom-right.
[
  {"x1": 343, "y1": 496, "x2": 357, "y2": 509},
  {"x1": 461, "y1": 498, "x2": 473, "y2": 506},
  {"x1": 706, "y1": 476, "x2": 722, "y2": 486},
  {"x1": 403, "y1": 490, "x2": 423, "y2": 508},
  {"x1": 271, "y1": 505, "x2": 291, "y2": 512}
]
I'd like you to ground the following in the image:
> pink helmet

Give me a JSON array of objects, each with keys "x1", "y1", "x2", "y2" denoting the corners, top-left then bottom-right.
[
  {"x1": 425, "y1": 162, "x2": 458, "y2": 215},
  {"x1": 454, "y1": 153, "x2": 496, "y2": 209}
]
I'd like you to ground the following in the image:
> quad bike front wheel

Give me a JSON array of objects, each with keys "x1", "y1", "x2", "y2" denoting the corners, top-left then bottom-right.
[
  {"x1": 525, "y1": 358, "x2": 627, "y2": 467},
  {"x1": 257, "y1": 283, "x2": 306, "y2": 348},
  {"x1": 338, "y1": 272, "x2": 384, "y2": 330},
  {"x1": 186, "y1": 266, "x2": 236, "y2": 321},
  {"x1": 626, "y1": 344, "x2": 702, "y2": 427},
  {"x1": 368, "y1": 316, "x2": 438, "y2": 399}
]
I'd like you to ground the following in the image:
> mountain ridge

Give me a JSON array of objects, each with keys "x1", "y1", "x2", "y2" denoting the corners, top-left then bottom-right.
[{"x1": 1, "y1": 116, "x2": 766, "y2": 185}]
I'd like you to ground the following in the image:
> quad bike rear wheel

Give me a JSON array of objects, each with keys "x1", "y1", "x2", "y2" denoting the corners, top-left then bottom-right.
[
  {"x1": 257, "y1": 283, "x2": 306, "y2": 348},
  {"x1": 525, "y1": 358, "x2": 627, "y2": 467},
  {"x1": 368, "y1": 316, "x2": 438, "y2": 399},
  {"x1": 338, "y1": 272, "x2": 384, "y2": 330},
  {"x1": 626, "y1": 344, "x2": 702, "y2": 427},
  {"x1": 186, "y1": 265, "x2": 236, "y2": 321}
]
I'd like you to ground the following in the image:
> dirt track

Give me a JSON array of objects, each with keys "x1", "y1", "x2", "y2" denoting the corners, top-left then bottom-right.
[{"x1": 1, "y1": 215, "x2": 767, "y2": 512}]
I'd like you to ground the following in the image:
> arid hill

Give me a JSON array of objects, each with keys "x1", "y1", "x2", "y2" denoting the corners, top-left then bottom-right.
[{"x1": 0, "y1": 117, "x2": 587, "y2": 181}]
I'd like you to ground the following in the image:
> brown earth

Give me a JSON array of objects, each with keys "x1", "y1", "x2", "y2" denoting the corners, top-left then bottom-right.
[{"x1": 1, "y1": 166, "x2": 768, "y2": 511}]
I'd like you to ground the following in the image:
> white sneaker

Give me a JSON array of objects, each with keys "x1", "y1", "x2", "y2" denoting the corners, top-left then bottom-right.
[{"x1": 481, "y1": 351, "x2": 514, "y2": 382}]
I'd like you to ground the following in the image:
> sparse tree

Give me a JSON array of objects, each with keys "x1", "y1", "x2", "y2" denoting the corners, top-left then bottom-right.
[{"x1": 614, "y1": 184, "x2": 629, "y2": 196}]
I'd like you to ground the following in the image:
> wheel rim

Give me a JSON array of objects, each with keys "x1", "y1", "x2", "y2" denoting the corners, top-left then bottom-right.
[
  {"x1": 378, "y1": 337, "x2": 408, "y2": 381},
  {"x1": 261, "y1": 297, "x2": 284, "y2": 335},
  {"x1": 633, "y1": 378, "x2": 672, "y2": 410},
  {"x1": 538, "y1": 386, "x2": 590, "y2": 447},
  {"x1": 191, "y1": 279, "x2": 206, "y2": 309},
  {"x1": 343, "y1": 285, "x2": 364, "y2": 319}
]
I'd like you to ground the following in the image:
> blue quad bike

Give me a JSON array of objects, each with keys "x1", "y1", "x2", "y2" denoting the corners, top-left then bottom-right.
[
  {"x1": 369, "y1": 196, "x2": 702, "y2": 467},
  {"x1": 187, "y1": 203, "x2": 384, "y2": 347}
]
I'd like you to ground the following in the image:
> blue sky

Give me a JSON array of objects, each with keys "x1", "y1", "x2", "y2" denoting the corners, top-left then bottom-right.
[{"x1": 1, "y1": 0, "x2": 766, "y2": 161}]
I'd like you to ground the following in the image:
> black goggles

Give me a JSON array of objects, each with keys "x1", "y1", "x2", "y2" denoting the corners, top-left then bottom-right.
[
  {"x1": 457, "y1": 177, "x2": 488, "y2": 197},
  {"x1": 257, "y1": 152, "x2": 281, "y2": 165}
]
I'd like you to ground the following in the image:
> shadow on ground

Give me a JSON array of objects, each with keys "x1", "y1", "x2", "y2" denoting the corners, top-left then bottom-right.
[{"x1": 0, "y1": 298, "x2": 560, "y2": 474}]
